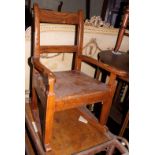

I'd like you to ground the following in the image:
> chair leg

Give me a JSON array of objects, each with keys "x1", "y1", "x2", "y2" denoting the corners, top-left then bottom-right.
[
  {"x1": 99, "y1": 98, "x2": 113, "y2": 125},
  {"x1": 31, "y1": 70, "x2": 38, "y2": 110},
  {"x1": 100, "y1": 73, "x2": 117, "y2": 125},
  {"x1": 95, "y1": 67, "x2": 101, "y2": 80},
  {"x1": 119, "y1": 111, "x2": 129, "y2": 137},
  {"x1": 43, "y1": 92, "x2": 55, "y2": 152},
  {"x1": 31, "y1": 87, "x2": 38, "y2": 110}
]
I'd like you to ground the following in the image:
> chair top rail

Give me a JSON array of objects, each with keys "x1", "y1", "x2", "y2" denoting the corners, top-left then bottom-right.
[{"x1": 39, "y1": 9, "x2": 79, "y2": 24}]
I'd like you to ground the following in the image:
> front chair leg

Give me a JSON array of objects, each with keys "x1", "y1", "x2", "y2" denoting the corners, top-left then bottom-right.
[
  {"x1": 43, "y1": 78, "x2": 55, "y2": 152},
  {"x1": 99, "y1": 98, "x2": 113, "y2": 125},
  {"x1": 100, "y1": 73, "x2": 117, "y2": 125},
  {"x1": 43, "y1": 92, "x2": 55, "y2": 152}
]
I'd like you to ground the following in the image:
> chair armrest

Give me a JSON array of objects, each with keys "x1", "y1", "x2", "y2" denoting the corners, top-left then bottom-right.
[
  {"x1": 79, "y1": 55, "x2": 128, "y2": 77},
  {"x1": 32, "y1": 57, "x2": 56, "y2": 82}
]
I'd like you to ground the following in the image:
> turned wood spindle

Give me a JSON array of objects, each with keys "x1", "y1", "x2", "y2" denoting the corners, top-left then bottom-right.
[{"x1": 114, "y1": 7, "x2": 129, "y2": 53}]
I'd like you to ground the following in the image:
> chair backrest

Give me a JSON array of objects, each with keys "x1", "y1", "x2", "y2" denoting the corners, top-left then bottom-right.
[
  {"x1": 33, "y1": 3, "x2": 84, "y2": 70},
  {"x1": 114, "y1": 6, "x2": 129, "y2": 52}
]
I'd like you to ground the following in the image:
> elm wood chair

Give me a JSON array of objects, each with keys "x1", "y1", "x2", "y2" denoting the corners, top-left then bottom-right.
[{"x1": 30, "y1": 3, "x2": 128, "y2": 153}]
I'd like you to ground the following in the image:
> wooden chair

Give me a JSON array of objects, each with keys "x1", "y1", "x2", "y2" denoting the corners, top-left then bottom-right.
[
  {"x1": 29, "y1": 3, "x2": 128, "y2": 154},
  {"x1": 95, "y1": 7, "x2": 129, "y2": 137}
]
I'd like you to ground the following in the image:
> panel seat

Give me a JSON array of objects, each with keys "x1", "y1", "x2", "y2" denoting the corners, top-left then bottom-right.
[
  {"x1": 34, "y1": 70, "x2": 110, "y2": 112},
  {"x1": 54, "y1": 71, "x2": 110, "y2": 111}
]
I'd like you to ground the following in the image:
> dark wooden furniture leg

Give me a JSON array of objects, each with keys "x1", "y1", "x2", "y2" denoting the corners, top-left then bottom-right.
[
  {"x1": 119, "y1": 111, "x2": 129, "y2": 137},
  {"x1": 31, "y1": 70, "x2": 38, "y2": 110}
]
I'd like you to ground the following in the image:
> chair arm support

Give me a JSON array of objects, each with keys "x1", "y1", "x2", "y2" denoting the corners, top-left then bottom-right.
[
  {"x1": 79, "y1": 55, "x2": 128, "y2": 77},
  {"x1": 32, "y1": 57, "x2": 56, "y2": 82}
]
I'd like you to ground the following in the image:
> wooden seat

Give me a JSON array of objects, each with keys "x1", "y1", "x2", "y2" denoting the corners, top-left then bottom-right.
[
  {"x1": 34, "y1": 70, "x2": 110, "y2": 112},
  {"x1": 28, "y1": 3, "x2": 128, "y2": 153}
]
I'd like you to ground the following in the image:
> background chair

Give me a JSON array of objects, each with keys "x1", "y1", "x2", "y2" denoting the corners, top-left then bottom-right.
[
  {"x1": 28, "y1": 3, "x2": 128, "y2": 153},
  {"x1": 95, "y1": 7, "x2": 129, "y2": 138}
]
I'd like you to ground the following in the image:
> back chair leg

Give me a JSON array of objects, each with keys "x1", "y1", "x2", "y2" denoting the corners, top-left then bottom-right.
[
  {"x1": 31, "y1": 86, "x2": 38, "y2": 110},
  {"x1": 95, "y1": 67, "x2": 101, "y2": 80},
  {"x1": 31, "y1": 69, "x2": 38, "y2": 110},
  {"x1": 119, "y1": 111, "x2": 129, "y2": 137}
]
